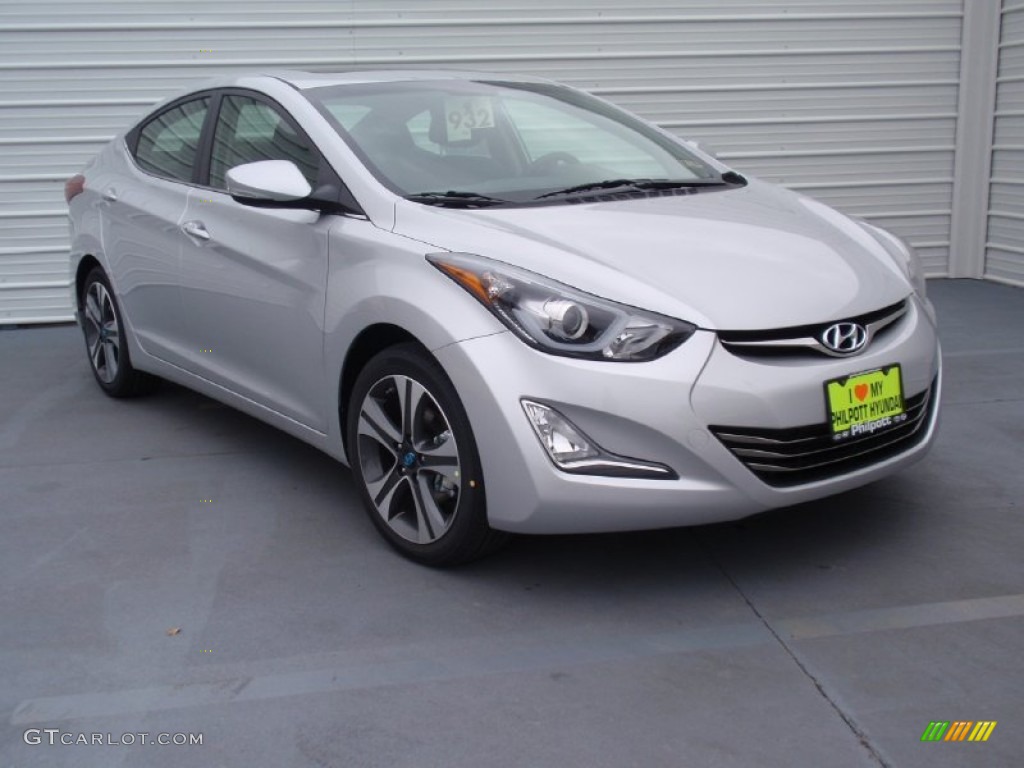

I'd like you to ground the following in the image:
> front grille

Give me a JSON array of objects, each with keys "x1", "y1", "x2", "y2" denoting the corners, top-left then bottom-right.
[
  {"x1": 709, "y1": 378, "x2": 937, "y2": 488},
  {"x1": 718, "y1": 300, "x2": 907, "y2": 359}
]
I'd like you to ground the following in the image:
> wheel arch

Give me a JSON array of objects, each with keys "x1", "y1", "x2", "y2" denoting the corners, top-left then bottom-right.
[
  {"x1": 74, "y1": 255, "x2": 103, "y2": 308},
  {"x1": 337, "y1": 323, "x2": 430, "y2": 457}
]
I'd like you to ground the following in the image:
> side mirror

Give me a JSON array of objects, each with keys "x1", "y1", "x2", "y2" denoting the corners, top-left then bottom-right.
[{"x1": 226, "y1": 160, "x2": 313, "y2": 204}]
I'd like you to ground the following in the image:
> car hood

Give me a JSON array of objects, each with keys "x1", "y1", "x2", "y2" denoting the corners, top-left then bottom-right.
[{"x1": 390, "y1": 179, "x2": 911, "y2": 330}]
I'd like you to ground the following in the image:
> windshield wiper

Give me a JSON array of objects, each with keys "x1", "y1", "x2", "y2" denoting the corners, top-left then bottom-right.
[
  {"x1": 534, "y1": 176, "x2": 737, "y2": 200},
  {"x1": 405, "y1": 190, "x2": 509, "y2": 208}
]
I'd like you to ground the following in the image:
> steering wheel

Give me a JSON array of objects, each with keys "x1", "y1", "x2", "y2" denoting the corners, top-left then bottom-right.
[{"x1": 527, "y1": 151, "x2": 581, "y2": 175}]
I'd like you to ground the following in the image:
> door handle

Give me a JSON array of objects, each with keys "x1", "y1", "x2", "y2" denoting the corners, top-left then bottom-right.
[
  {"x1": 181, "y1": 221, "x2": 210, "y2": 241},
  {"x1": 102, "y1": 188, "x2": 118, "y2": 202}
]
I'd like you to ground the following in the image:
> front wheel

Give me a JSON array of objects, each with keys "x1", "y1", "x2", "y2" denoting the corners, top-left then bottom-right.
[{"x1": 346, "y1": 343, "x2": 508, "y2": 566}]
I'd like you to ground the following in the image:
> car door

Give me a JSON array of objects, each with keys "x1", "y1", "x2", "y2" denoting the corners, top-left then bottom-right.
[
  {"x1": 177, "y1": 91, "x2": 335, "y2": 431},
  {"x1": 103, "y1": 95, "x2": 211, "y2": 365}
]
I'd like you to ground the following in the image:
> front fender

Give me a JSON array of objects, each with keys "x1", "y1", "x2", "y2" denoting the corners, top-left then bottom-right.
[{"x1": 324, "y1": 221, "x2": 505, "y2": 457}]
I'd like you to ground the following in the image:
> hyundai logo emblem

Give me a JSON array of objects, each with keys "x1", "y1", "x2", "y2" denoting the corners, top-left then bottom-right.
[{"x1": 820, "y1": 322, "x2": 868, "y2": 355}]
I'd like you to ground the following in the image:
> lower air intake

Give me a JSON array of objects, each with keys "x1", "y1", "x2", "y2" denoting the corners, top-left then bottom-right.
[{"x1": 709, "y1": 378, "x2": 937, "y2": 488}]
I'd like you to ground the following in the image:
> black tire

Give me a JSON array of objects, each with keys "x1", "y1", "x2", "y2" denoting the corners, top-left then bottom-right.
[
  {"x1": 346, "y1": 343, "x2": 508, "y2": 566},
  {"x1": 80, "y1": 267, "x2": 159, "y2": 398}
]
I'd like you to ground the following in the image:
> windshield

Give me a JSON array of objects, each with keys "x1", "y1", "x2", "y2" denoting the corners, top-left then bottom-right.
[{"x1": 303, "y1": 79, "x2": 723, "y2": 205}]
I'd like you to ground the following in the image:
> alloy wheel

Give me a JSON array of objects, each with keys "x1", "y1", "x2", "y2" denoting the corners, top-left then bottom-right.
[
  {"x1": 356, "y1": 374, "x2": 462, "y2": 544},
  {"x1": 82, "y1": 281, "x2": 120, "y2": 384}
]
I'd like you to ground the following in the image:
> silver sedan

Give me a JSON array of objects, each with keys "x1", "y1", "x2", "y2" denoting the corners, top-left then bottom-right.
[{"x1": 66, "y1": 70, "x2": 941, "y2": 565}]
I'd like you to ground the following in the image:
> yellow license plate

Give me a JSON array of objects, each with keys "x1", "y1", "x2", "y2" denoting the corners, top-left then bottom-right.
[{"x1": 825, "y1": 365, "x2": 907, "y2": 439}]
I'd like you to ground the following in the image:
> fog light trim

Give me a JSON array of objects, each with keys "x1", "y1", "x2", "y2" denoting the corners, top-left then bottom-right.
[{"x1": 521, "y1": 399, "x2": 678, "y2": 480}]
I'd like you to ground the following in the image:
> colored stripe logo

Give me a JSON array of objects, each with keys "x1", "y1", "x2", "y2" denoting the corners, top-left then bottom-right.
[{"x1": 921, "y1": 721, "x2": 997, "y2": 742}]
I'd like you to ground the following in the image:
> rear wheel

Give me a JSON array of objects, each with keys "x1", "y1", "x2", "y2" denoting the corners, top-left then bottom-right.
[
  {"x1": 80, "y1": 268, "x2": 159, "y2": 397},
  {"x1": 346, "y1": 343, "x2": 508, "y2": 566}
]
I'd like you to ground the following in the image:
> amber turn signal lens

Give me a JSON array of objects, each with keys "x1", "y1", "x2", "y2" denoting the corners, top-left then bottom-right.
[{"x1": 433, "y1": 262, "x2": 492, "y2": 304}]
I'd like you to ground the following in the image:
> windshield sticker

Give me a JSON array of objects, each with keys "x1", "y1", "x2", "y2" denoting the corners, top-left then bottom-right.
[{"x1": 444, "y1": 97, "x2": 495, "y2": 142}]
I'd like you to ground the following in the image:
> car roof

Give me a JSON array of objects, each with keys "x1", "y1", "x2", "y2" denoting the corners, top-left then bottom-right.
[
  {"x1": 209, "y1": 69, "x2": 554, "y2": 92},
  {"x1": 274, "y1": 69, "x2": 552, "y2": 89}
]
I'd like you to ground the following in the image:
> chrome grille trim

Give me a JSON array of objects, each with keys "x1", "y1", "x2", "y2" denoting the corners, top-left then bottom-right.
[
  {"x1": 709, "y1": 378, "x2": 936, "y2": 488},
  {"x1": 718, "y1": 300, "x2": 908, "y2": 358},
  {"x1": 725, "y1": 394, "x2": 930, "y2": 461}
]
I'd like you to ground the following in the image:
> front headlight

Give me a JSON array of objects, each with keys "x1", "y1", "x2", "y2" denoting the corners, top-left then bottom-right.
[
  {"x1": 904, "y1": 239, "x2": 928, "y2": 300},
  {"x1": 857, "y1": 221, "x2": 927, "y2": 300},
  {"x1": 888, "y1": 232, "x2": 927, "y2": 300},
  {"x1": 427, "y1": 253, "x2": 695, "y2": 361}
]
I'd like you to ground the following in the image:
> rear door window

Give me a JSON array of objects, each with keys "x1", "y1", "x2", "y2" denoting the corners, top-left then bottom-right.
[{"x1": 134, "y1": 98, "x2": 210, "y2": 182}]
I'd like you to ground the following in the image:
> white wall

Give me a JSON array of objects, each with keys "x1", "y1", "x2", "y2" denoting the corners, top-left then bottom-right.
[
  {"x1": 0, "y1": 0, "x2": 1013, "y2": 325},
  {"x1": 988, "y1": 0, "x2": 1024, "y2": 284}
]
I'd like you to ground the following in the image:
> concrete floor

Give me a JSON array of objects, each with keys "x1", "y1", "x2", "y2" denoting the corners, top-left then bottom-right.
[{"x1": 0, "y1": 278, "x2": 1021, "y2": 768}]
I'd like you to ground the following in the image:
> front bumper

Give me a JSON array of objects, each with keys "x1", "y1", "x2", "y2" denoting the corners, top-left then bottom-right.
[{"x1": 434, "y1": 296, "x2": 941, "y2": 534}]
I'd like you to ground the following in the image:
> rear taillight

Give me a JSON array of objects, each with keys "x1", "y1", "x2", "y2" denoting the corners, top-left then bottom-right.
[{"x1": 65, "y1": 174, "x2": 85, "y2": 203}]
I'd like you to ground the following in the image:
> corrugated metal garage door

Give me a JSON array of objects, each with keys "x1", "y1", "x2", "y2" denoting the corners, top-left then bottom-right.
[
  {"x1": 0, "y1": 1, "x2": 966, "y2": 324},
  {"x1": 988, "y1": 0, "x2": 1024, "y2": 284}
]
